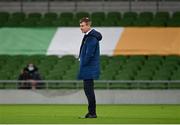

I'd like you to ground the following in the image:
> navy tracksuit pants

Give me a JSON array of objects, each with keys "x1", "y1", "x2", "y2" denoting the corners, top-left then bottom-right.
[{"x1": 83, "y1": 79, "x2": 96, "y2": 115}]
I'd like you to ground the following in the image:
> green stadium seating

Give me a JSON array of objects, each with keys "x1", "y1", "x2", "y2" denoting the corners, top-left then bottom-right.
[
  {"x1": 61, "y1": 12, "x2": 74, "y2": 21},
  {"x1": 150, "y1": 19, "x2": 166, "y2": 27},
  {"x1": 0, "y1": 11, "x2": 179, "y2": 27},
  {"x1": 60, "y1": 12, "x2": 74, "y2": 20},
  {"x1": 0, "y1": 12, "x2": 10, "y2": 20},
  {"x1": 172, "y1": 11, "x2": 180, "y2": 20},
  {"x1": 11, "y1": 12, "x2": 26, "y2": 21},
  {"x1": 0, "y1": 55, "x2": 180, "y2": 89},
  {"x1": 28, "y1": 13, "x2": 42, "y2": 20},
  {"x1": 44, "y1": 12, "x2": 58, "y2": 21},
  {"x1": 53, "y1": 19, "x2": 68, "y2": 27},
  {"x1": 102, "y1": 12, "x2": 121, "y2": 26},
  {"x1": 133, "y1": 12, "x2": 154, "y2": 26},
  {"x1": 167, "y1": 12, "x2": 180, "y2": 26},
  {"x1": 167, "y1": 18, "x2": 180, "y2": 27},
  {"x1": 133, "y1": 18, "x2": 150, "y2": 26},
  {"x1": 153, "y1": 12, "x2": 169, "y2": 26},
  {"x1": 101, "y1": 19, "x2": 117, "y2": 26},
  {"x1": 36, "y1": 19, "x2": 53, "y2": 27},
  {"x1": 155, "y1": 12, "x2": 169, "y2": 20},
  {"x1": 0, "y1": 12, "x2": 10, "y2": 26},
  {"x1": 107, "y1": 12, "x2": 121, "y2": 20},
  {"x1": 123, "y1": 12, "x2": 138, "y2": 20},
  {"x1": 119, "y1": 12, "x2": 138, "y2": 26},
  {"x1": 117, "y1": 18, "x2": 134, "y2": 26},
  {"x1": 139, "y1": 12, "x2": 154, "y2": 21},
  {"x1": 53, "y1": 12, "x2": 74, "y2": 27},
  {"x1": 68, "y1": 18, "x2": 79, "y2": 27},
  {"x1": 75, "y1": 12, "x2": 90, "y2": 20},
  {"x1": 91, "y1": 12, "x2": 106, "y2": 21},
  {"x1": 21, "y1": 13, "x2": 42, "y2": 27},
  {"x1": 100, "y1": 55, "x2": 110, "y2": 68},
  {"x1": 21, "y1": 19, "x2": 37, "y2": 27},
  {"x1": 4, "y1": 19, "x2": 22, "y2": 27},
  {"x1": 91, "y1": 12, "x2": 105, "y2": 26},
  {"x1": 4, "y1": 12, "x2": 26, "y2": 27}
]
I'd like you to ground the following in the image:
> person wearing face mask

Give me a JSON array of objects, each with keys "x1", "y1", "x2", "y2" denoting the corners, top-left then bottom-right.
[{"x1": 18, "y1": 63, "x2": 43, "y2": 89}]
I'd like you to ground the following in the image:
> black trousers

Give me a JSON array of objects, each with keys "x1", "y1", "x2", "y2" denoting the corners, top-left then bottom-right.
[{"x1": 83, "y1": 79, "x2": 96, "y2": 115}]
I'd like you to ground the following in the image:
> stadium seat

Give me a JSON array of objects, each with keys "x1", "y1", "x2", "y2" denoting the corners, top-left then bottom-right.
[
  {"x1": 153, "y1": 12, "x2": 169, "y2": 26},
  {"x1": 103, "y1": 12, "x2": 121, "y2": 26},
  {"x1": 167, "y1": 18, "x2": 180, "y2": 27},
  {"x1": 123, "y1": 12, "x2": 138, "y2": 20},
  {"x1": 101, "y1": 19, "x2": 117, "y2": 26},
  {"x1": 4, "y1": 19, "x2": 22, "y2": 27},
  {"x1": 22, "y1": 13, "x2": 42, "y2": 27},
  {"x1": 28, "y1": 13, "x2": 42, "y2": 21},
  {"x1": 91, "y1": 12, "x2": 105, "y2": 26},
  {"x1": 172, "y1": 11, "x2": 180, "y2": 20},
  {"x1": 91, "y1": 12, "x2": 106, "y2": 21},
  {"x1": 150, "y1": 19, "x2": 166, "y2": 27},
  {"x1": 133, "y1": 18, "x2": 150, "y2": 26},
  {"x1": 167, "y1": 11, "x2": 180, "y2": 26},
  {"x1": 0, "y1": 12, "x2": 10, "y2": 26},
  {"x1": 0, "y1": 12, "x2": 10, "y2": 20},
  {"x1": 60, "y1": 12, "x2": 74, "y2": 20},
  {"x1": 107, "y1": 12, "x2": 121, "y2": 21},
  {"x1": 36, "y1": 19, "x2": 53, "y2": 27},
  {"x1": 139, "y1": 12, "x2": 154, "y2": 21},
  {"x1": 21, "y1": 19, "x2": 37, "y2": 27},
  {"x1": 11, "y1": 12, "x2": 26, "y2": 22},
  {"x1": 53, "y1": 12, "x2": 74, "y2": 26},
  {"x1": 117, "y1": 18, "x2": 134, "y2": 26},
  {"x1": 44, "y1": 12, "x2": 58, "y2": 21},
  {"x1": 155, "y1": 12, "x2": 170, "y2": 21},
  {"x1": 4, "y1": 12, "x2": 26, "y2": 27}
]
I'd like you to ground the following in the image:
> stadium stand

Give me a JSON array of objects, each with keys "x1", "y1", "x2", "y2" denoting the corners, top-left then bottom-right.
[
  {"x1": 0, "y1": 11, "x2": 180, "y2": 27},
  {"x1": 0, "y1": 55, "x2": 180, "y2": 89},
  {"x1": 0, "y1": 9, "x2": 180, "y2": 89}
]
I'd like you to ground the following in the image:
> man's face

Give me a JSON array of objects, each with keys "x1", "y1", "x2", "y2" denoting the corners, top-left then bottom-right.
[{"x1": 80, "y1": 22, "x2": 90, "y2": 33}]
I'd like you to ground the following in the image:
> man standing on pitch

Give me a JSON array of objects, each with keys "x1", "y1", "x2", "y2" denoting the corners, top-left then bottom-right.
[{"x1": 78, "y1": 17, "x2": 102, "y2": 118}]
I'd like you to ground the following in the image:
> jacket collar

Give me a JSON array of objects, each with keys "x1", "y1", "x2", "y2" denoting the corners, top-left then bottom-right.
[{"x1": 85, "y1": 29, "x2": 93, "y2": 35}]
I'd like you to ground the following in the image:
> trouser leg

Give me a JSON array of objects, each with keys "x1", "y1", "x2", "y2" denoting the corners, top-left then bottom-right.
[{"x1": 83, "y1": 79, "x2": 96, "y2": 115}]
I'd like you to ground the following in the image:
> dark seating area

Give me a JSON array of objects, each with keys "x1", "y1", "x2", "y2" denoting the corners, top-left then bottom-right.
[{"x1": 0, "y1": 11, "x2": 180, "y2": 27}]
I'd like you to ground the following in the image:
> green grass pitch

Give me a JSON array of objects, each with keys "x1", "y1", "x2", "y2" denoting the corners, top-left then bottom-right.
[{"x1": 0, "y1": 104, "x2": 180, "y2": 124}]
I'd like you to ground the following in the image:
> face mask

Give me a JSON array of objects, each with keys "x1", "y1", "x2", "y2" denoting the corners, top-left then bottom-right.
[{"x1": 28, "y1": 66, "x2": 34, "y2": 71}]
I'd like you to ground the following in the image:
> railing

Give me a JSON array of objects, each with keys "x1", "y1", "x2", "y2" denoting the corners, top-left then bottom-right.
[{"x1": 0, "y1": 80, "x2": 180, "y2": 89}]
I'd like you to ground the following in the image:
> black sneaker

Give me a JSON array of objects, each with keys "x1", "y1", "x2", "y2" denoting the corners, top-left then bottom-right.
[
  {"x1": 79, "y1": 113, "x2": 97, "y2": 119},
  {"x1": 85, "y1": 113, "x2": 97, "y2": 118}
]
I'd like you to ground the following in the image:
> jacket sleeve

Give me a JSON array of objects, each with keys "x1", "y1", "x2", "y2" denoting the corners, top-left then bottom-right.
[{"x1": 82, "y1": 36, "x2": 98, "y2": 66}]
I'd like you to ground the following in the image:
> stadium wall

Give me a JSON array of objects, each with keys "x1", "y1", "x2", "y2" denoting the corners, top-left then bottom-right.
[{"x1": 0, "y1": 90, "x2": 180, "y2": 104}]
